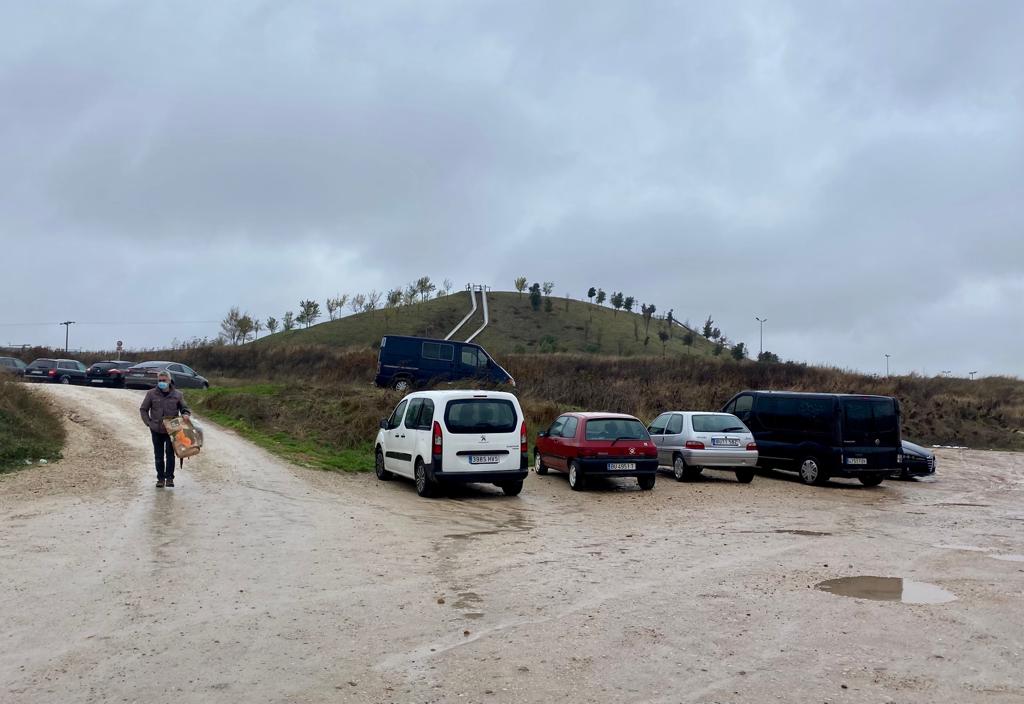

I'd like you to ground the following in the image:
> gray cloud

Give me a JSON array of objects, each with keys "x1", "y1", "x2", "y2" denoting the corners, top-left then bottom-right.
[{"x1": 1, "y1": 1, "x2": 1021, "y2": 376}]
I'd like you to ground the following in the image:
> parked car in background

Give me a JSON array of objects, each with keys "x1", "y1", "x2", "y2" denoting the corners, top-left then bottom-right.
[
  {"x1": 85, "y1": 360, "x2": 135, "y2": 387},
  {"x1": 374, "y1": 390, "x2": 528, "y2": 498},
  {"x1": 124, "y1": 361, "x2": 209, "y2": 389},
  {"x1": 647, "y1": 411, "x2": 757, "y2": 483},
  {"x1": 374, "y1": 335, "x2": 514, "y2": 392},
  {"x1": 721, "y1": 391, "x2": 901, "y2": 487},
  {"x1": 534, "y1": 412, "x2": 658, "y2": 491},
  {"x1": 0, "y1": 356, "x2": 27, "y2": 377},
  {"x1": 894, "y1": 440, "x2": 936, "y2": 479},
  {"x1": 23, "y1": 358, "x2": 88, "y2": 384}
]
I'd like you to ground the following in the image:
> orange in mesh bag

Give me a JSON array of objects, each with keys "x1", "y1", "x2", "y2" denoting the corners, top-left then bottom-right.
[{"x1": 162, "y1": 415, "x2": 204, "y2": 459}]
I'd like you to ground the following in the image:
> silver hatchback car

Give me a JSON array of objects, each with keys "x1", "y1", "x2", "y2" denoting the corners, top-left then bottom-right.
[{"x1": 647, "y1": 411, "x2": 758, "y2": 483}]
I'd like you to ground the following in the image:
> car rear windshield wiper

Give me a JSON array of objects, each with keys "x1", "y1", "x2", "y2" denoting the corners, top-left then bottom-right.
[
  {"x1": 721, "y1": 426, "x2": 746, "y2": 432},
  {"x1": 610, "y1": 436, "x2": 638, "y2": 446}
]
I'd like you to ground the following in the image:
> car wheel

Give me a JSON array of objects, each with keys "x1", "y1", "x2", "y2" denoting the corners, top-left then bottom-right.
[
  {"x1": 568, "y1": 461, "x2": 585, "y2": 491},
  {"x1": 637, "y1": 474, "x2": 656, "y2": 491},
  {"x1": 672, "y1": 455, "x2": 686, "y2": 481},
  {"x1": 499, "y1": 480, "x2": 523, "y2": 497},
  {"x1": 375, "y1": 448, "x2": 392, "y2": 481},
  {"x1": 59, "y1": 375, "x2": 71, "y2": 385},
  {"x1": 414, "y1": 459, "x2": 436, "y2": 498},
  {"x1": 202, "y1": 382, "x2": 209, "y2": 390},
  {"x1": 798, "y1": 456, "x2": 828, "y2": 486},
  {"x1": 858, "y1": 473, "x2": 885, "y2": 487},
  {"x1": 534, "y1": 451, "x2": 548, "y2": 475},
  {"x1": 392, "y1": 377, "x2": 411, "y2": 392},
  {"x1": 735, "y1": 468, "x2": 755, "y2": 484}
]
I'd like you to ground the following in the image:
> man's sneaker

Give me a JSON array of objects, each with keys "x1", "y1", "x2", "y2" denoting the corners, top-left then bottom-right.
[
  {"x1": 166, "y1": 479, "x2": 175, "y2": 487},
  {"x1": 156, "y1": 480, "x2": 165, "y2": 488}
]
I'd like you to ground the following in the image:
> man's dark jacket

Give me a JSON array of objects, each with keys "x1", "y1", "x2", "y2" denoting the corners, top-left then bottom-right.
[{"x1": 140, "y1": 385, "x2": 190, "y2": 434}]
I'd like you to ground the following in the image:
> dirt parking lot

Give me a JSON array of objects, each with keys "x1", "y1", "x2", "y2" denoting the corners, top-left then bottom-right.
[{"x1": 1, "y1": 385, "x2": 1022, "y2": 703}]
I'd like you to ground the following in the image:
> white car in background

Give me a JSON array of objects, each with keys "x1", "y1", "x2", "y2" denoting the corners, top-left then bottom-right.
[
  {"x1": 374, "y1": 390, "x2": 528, "y2": 498},
  {"x1": 647, "y1": 411, "x2": 758, "y2": 483}
]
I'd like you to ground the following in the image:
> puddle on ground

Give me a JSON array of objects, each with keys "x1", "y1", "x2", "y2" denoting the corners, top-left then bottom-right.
[
  {"x1": 933, "y1": 543, "x2": 991, "y2": 552},
  {"x1": 464, "y1": 612, "x2": 485, "y2": 619},
  {"x1": 453, "y1": 592, "x2": 482, "y2": 609},
  {"x1": 816, "y1": 576, "x2": 956, "y2": 604},
  {"x1": 990, "y1": 554, "x2": 1024, "y2": 562},
  {"x1": 774, "y1": 529, "x2": 831, "y2": 537}
]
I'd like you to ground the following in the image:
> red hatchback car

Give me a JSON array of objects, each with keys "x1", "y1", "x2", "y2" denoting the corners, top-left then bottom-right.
[{"x1": 534, "y1": 412, "x2": 659, "y2": 491}]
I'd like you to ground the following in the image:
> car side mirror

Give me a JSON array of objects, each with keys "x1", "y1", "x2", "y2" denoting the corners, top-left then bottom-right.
[{"x1": 379, "y1": 419, "x2": 388, "y2": 429}]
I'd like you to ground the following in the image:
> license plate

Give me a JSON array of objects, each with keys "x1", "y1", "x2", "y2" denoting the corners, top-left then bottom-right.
[
  {"x1": 847, "y1": 457, "x2": 868, "y2": 465},
  {"x1": 91, "y1": 379, "x2": 104, "y2": 384},
  {"x1": 608, "y1": 462, "x2": 636, "y2": 471},
  {"x1": 711, "y1": 438, "x2": 740, "y2": 447},
  {"x1": 31, "y1": 371, "x2": 43, "y2": 375},
  {"x1": 469, "y1": 455, "x2": 500, "y2": 465}
]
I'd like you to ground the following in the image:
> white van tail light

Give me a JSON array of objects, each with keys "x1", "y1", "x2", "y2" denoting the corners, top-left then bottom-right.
[
  {"x1": 520, "y1": 421, "x2": 527, "y2": 454},
  {"x1": 432, "y1": 421, "x2": 443, "y2": 455},
  {"x1": 746, "y1": 442, "x2": 757, "y2": 451}
]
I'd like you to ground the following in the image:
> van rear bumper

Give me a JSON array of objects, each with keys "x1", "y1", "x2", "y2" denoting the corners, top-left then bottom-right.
[
  {"x1": 429, "y1": 467, "x2": 529, "y2": 484},
  {"x1": 428, "y1": 453, "x2": 529, "y2": 484}
]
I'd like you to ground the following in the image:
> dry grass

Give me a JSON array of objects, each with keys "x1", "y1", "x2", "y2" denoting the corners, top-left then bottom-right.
[{"x1": 9, "y1": 345, "x2": 1024, "y2": 452}]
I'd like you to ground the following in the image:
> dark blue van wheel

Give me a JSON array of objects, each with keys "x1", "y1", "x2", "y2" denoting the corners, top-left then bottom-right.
[
  {"x1": 798, "y1": 457, "x2": 828, "y2": 486},
  {"x1": 392, "y1": 377, "x2": 411, "y2": 392}
]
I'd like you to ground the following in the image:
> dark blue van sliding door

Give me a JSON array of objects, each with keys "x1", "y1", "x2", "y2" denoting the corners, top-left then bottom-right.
[{"x1": 421, "y1": 341, "x2": 456, "y2": 383}]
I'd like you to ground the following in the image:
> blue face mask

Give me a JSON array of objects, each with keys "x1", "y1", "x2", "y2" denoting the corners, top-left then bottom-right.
[{"x1": 157, "y1": 381, "x2": 169, "y2": 391}]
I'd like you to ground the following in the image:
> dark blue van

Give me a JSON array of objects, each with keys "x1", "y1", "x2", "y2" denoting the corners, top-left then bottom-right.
[
  {"x1": 721, "y1": 391, "x2": 902, "y2": 487},
  {"x1": 374, "y1": 336, "x2": 515, "y2": 392}
]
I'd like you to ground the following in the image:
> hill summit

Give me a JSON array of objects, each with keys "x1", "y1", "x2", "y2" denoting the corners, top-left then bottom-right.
[{"x1": 255, "y1": 290, "x2": 718, "y2": 358}]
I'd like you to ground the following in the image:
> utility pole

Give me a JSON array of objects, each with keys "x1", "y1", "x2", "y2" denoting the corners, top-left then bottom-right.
[
  {"x1": 59, "y1": 321, "x2": 75, "y2": 353},
  {"x1": 884, "y1": 353, "x2": 891, "y2": 377},
  {"x1": 754, "y1": 317, "x2": 767, "y2": 357},
  {"x1": 969, "y1": 371, "x2": 977, "y2": 381},
  {"x1": 942, "y1": 370, "x2": 952, "y2": 377}
]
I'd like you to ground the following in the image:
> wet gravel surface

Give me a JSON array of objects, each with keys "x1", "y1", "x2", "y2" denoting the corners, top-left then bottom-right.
[{"x1": 2, "y1": 385, "x2": 1023, "y2": 703}]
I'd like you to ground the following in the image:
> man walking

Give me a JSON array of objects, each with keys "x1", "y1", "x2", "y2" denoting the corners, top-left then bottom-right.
[{"x1": 140, "y1": 369, "x2": 191, "y2": 488}]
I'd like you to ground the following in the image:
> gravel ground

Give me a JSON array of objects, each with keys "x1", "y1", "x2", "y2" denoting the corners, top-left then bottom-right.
[{"x1": 1, "y1": 385, "x2": 1022, "y2": 703}]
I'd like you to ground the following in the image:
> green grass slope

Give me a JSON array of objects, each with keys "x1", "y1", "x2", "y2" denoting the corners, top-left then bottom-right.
[
  {"x1": 0, "y1": 381, "x2": 65, "y2": 471},
  {"x1": 256, "y1": 291, "x2": 718, "y2": 358}
]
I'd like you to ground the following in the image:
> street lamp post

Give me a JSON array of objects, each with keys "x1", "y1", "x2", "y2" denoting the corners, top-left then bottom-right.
[
  {"x1": 969, "y1": 371, "x2": 978, "y2": 381},
  {"x1": 884, "y1": 353, "x2": 891, "y2": 377},
  {"x1": 59, "y1": 321, "x2": 75, "y2": 353},
  {"x1": 754, "y1": 317, "x2": 767, "y2": 357}
]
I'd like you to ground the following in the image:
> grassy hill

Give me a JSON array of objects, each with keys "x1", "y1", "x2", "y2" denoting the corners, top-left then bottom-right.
[{"x1": 255, "y1": 291, "x2": 719, "y2": 358}]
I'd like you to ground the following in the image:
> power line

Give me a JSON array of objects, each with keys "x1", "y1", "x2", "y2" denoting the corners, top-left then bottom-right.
[{"x1": 0, "y1": 320, "x2": 220, "y2": 327}]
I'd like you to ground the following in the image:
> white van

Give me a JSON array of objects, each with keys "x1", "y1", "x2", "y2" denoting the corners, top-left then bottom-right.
[{"x1": 374, "y1": 390, "x2": 528, "y2": 498}]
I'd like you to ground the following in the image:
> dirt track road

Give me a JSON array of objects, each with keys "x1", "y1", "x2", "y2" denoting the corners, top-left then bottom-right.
[{"x1": 2, "y1": 386, "x2": 1023, "y2": 703}]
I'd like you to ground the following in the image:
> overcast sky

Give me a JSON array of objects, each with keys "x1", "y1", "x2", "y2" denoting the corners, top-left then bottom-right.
[{"x1": 2, "y1": 1, "x2": 1022, "y2": 377}]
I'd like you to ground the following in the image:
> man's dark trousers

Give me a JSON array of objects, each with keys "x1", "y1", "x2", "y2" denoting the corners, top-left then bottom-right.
[{"x1": 151, "y1": 431, "x2": 176, "y2": 481}]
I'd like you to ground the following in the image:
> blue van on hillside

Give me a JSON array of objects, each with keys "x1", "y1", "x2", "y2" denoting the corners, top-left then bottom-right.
[{"x1": 374, "y1": 336, "x2": 515, "y2": 392}]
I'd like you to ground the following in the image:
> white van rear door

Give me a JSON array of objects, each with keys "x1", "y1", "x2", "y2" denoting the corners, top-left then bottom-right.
[{"x1": 441, "y1": 396, "x2": 521, "y2": 473}]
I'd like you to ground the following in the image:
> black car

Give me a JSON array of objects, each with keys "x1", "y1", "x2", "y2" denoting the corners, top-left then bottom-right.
[
  {"x1": 0, "y1": 356, "x2": 27, "y2": 377},
  {"x1": 721, "y1": 390, "x2": 902, "y2": 487},
  {"x1": 23, "y1": 358, "x2": 88, "y2": 384},
  {"x1": 124, "y1": 361, "x2": 209, "y2": 389},
  {"x1": 894, "y1": 440, "x2": 936, "y2": 479},
  {"x1": 85, "y1": 360, "x2": 135, "y2": 387}
]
